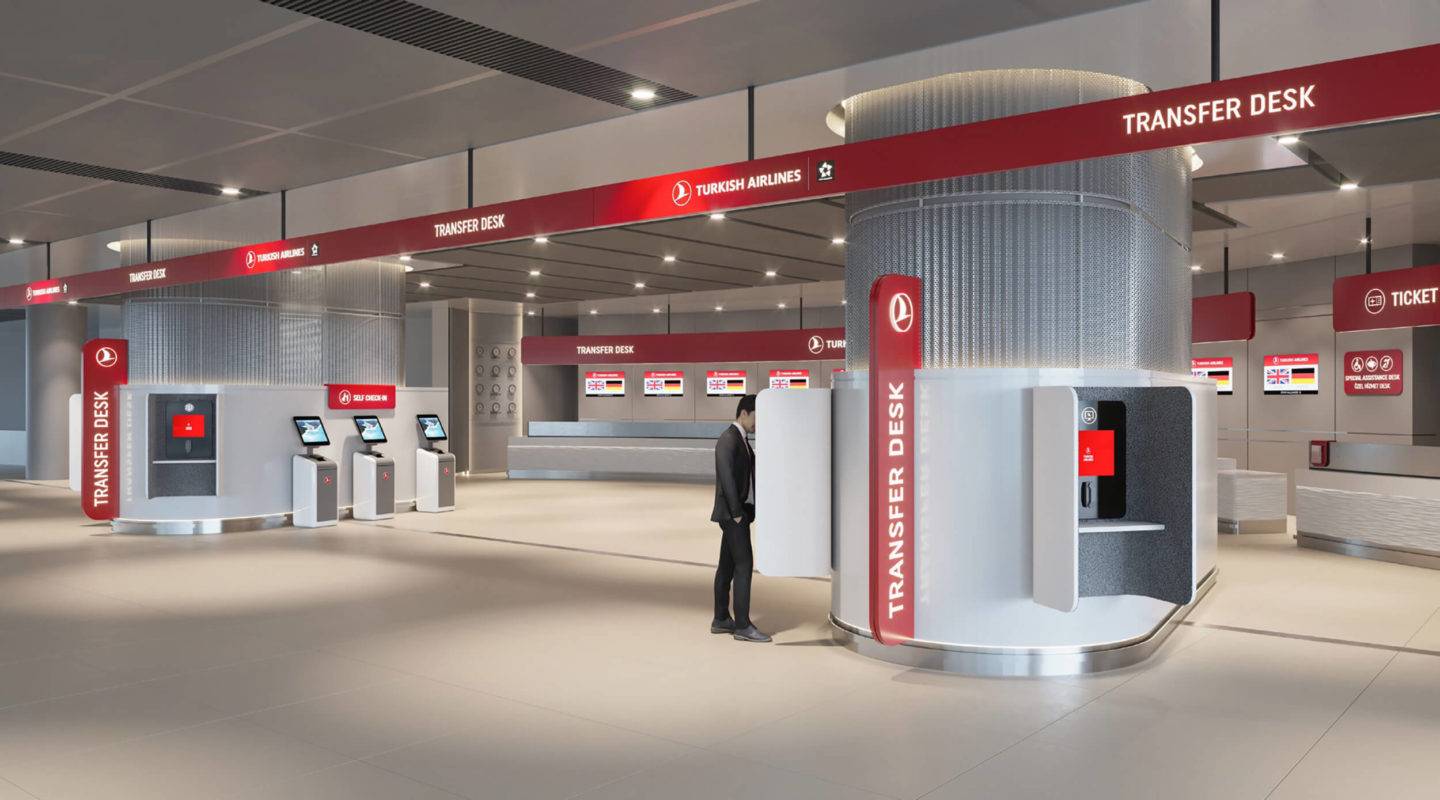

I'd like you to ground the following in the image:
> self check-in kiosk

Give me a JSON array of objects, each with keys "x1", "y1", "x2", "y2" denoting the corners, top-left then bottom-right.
[
  {"x1": 415, "y1": 414, "x2": 455, "y2": 513},
  {"x1": 291, "y1": 416, "x2": 337, "y2": 528},
  {"x1": 351, "y1": 416, "x2": 395, "y2": 520}
]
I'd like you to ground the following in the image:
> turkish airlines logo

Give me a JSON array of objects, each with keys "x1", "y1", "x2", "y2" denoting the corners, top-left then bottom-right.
[
  {"x1": 1364, "y1": 288, "x2": 1386, "y2": 315},
  {"x1": 337, "y1": 389, "x2": 352, "y2": 406},
  {"x1": 94, "y1": 346, "x2": 119, "y2": 368},
  {"x1": 245, "y1": 250, "x2": 256, "y2": 270},
  {"x1": 24, "y1": 287, "x2": 32, "y2": 301},
  {"x1": 808, "y1": 335, "x2": 825, "y2": 355},
  {"x1": 888, "y1": 292, "x2": 915, "y2": 333},
  {"x1": 671, "y1": 180, "x2": 693, "y2": 207}
]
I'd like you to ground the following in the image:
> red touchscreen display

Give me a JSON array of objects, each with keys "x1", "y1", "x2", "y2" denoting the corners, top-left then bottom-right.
[
  {"x1": 1077, "y1": 429, "x2": 1115, "y2": 477},
  {"x1": 171, "y1": 414, "x2": 205, "y2": 439}
]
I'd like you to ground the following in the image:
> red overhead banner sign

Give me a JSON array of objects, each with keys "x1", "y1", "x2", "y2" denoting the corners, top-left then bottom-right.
[
  {"x1": 522, "y1": 327, "x2": 845, "y2": 365},
  {"x1": 9, "y1": 43, "x2": 1440, "y2": 310},
  {"x1": 81, "y1": 339, "x2": 127, "y2": 521},
  {"x1": 326, "y1": 384, "x2": 396, "y2": 410},
  {"x1": 1333, "y1": 263, "x2": 1440, "y2": 332},
  {"x1": 1192, "y1": 292, "x2": 1256, "y2": 343},
  {"x1": 1343, "y1": 349, "x2": 1403, "y2": 395},
  {"x1": 868, "y1": 275, "x2": 920, "y2": 647}
]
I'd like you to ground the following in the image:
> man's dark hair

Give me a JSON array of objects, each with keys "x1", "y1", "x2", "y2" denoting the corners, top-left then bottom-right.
[{"x1": 735, "y1": 394, "x2": 757, "y2": 418}]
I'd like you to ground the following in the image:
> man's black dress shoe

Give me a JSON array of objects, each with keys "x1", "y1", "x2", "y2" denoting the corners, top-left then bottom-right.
[
  {"x1": 732, "y1": 625, "x2": 772, "y2": 643},
  {"x1": 710, "y1": 618, "x2": 736, "y2": 634}
]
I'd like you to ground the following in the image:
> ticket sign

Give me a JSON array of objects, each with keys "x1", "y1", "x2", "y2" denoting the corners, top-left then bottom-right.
[
  {"x1": 643, "y1": 370, "x2": 685, "y2": 397},
  {"x1": 1263, "y1": 353, "x2": 1320, "y2": 395},
  {"x1": 1343, "y1": 349, "x2": 1403, "y2": 395},
  {"x1": 1190, "y1": 357, "x2": 1234, "y2": 395},
  {"x1": 869, "y1": 274, "x2": 920, "y2": 647},
  {"x1": 768, "y1": 369, "x2": 810, "y2": 389},
  {"x1": 584, "y1": 371, "x2": 626, "y2": 397},
  {"x1": 706, "y1": 370, "x2": 747, "y2": 396},
  {"x1": 82, "y1": 339, "x2": 128, "y2": 521}
]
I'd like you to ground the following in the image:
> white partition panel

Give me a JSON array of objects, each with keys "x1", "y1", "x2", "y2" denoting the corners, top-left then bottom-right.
[
  {"x1": 755, "y1": 388, "x2": 831, "y2": 577},
  {"x1": 69, "y1": 393, "x2": 81, "y2": 491},
  {"x1": 1032, "y1": 386, "x2": 1080, "y2": 612}
]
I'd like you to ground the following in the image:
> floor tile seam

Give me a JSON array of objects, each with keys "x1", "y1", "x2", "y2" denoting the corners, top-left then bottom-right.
[
  {"x1": 1260, "y1": 649, "x2": 1401, "y2": 800},
  {"x1": 376, "y1": 522, "x2": 831, "y2": 582},
  {"x1": 908, "y1": 628, "x2": 1216, "y2": 800},
  {"x1": 212, "y1": 755, "x2": 369, "y2": 800},
  {"x1": 1401, "y1": 603, "x2": 1440, "y2": 648},
  {"x1": 553, "y1": 744, "x2": 710, "y2": 800},
  {"x1": 0, "y1": 775, "x2": 38, "y2": 800},
  {"x1": 698, "y1": 675, "x2": 878, "y2": 754},
  {"x1": 1179, "y1": 620, "x2": 1440, "y2": 658}
]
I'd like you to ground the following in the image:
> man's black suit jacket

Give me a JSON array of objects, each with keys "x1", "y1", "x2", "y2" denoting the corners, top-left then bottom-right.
[{"x1": 711, "y1": 424, "x2": 753, "y2": 523}]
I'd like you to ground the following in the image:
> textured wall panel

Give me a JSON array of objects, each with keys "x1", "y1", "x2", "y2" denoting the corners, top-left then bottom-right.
[
  {"x1": 124, "y1": 259, "x2": 404, "y2": 385},
  {"x1": 842, "y1": 69, "x2": 1191, "y2": 372}
]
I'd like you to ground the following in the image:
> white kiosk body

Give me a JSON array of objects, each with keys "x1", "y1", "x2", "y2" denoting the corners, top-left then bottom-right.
[
  {"x1": 352, "y1": 451, "x2": 396, "y2": 520},
  {"x1": 292, "y1": 454, "x2": 338, "y2": 528},
  {"x1": 416, "y1": 448, "x2": 456, "y2": 512}
]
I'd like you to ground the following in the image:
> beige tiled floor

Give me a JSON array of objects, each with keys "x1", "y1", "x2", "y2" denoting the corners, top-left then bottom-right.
[{"x1": 0, "y1": 475, "x2": 1437, "y2": 799}]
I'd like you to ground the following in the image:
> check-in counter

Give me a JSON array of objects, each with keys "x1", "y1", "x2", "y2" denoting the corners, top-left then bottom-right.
[
  {"x1": 1297, "y1": 443, "x2": 1440, "y2": 567},
  {"x1": 507, "y1": 421, "x2": 735, "y2": 482}
]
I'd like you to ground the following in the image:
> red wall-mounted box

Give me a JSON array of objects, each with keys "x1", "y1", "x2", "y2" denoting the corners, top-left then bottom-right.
[
  {"x1": 1078, "y1": 429, "x2": 1115, "y2": 477},
  {"x1": 171, "y1": 414, "x2": 205, "y2": 439}
]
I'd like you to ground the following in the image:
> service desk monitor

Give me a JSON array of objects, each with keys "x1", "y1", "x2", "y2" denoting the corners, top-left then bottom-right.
[
  {"x1": 415, "y1": 414, "x2": 455, "y2": 513},
  {"x1": 291, "y1": 416, "x2": 338, "y2": 528},
  {"x1": 351, "y1": 416, "x2": 396, "y2": 520}
]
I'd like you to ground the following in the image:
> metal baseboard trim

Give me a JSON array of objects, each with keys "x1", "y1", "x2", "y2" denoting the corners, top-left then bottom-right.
[
  {"x1": 507, "y1": 469, "x2": 709, "y2": 484},
  {"x1": 1298, "y1": 532, "x2": 1440, "y2": 570},
  {"x1": 1219, "y1": 517, "x2": 1288, "y2": 534},
  {"x1": 112, "y1": 514, "x2": 291, "y2": 535},
  {"x1": 830, "y1": 569, "x2": 1216, "y2": 677}
]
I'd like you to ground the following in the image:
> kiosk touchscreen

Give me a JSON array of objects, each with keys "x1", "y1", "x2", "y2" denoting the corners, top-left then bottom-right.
[
  {"x1": 291, "y1": 416, "x2": 338, "y2": 528},
  {"x1": 351, "y1": 416, "x2": 395, "y2": 521},
  {"x1": 415, "y1": 413, "x2": 455, "y2": 513}
]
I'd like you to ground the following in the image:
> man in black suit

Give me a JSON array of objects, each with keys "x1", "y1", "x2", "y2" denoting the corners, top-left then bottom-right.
[{"x1": 711, "y1": 394, "x2": 770, "y2": 642}]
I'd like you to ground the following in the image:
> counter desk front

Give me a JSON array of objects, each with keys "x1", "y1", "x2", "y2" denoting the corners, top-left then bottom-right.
[
  {"x1": 1298, "y1": 443, "x2": 1440, "y2": 567},
  {"x1": 508, "y1": 421, "x2": 737, "y2": 482},
  {"x1": 86, "y1": 384, "x2": 448, "y2": 533}
]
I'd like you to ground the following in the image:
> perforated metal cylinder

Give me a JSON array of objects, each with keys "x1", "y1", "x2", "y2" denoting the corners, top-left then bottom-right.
[
  {"x1": 124, "y1": 259, "x2": 405, "y2": 385},
  {"x1": 842, "y1": 69, "x2": 1192, "y2": 372}
]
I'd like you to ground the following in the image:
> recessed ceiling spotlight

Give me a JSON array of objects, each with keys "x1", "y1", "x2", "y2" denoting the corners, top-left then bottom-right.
[
  {"x1": 1360, "y1": 237, "x2": 1371, "y2": 244},
  {"x1": 525, "y1": 291, "x2": 536, "y2": 298},
  {"x1": 1277, "y1": 135, "x2": 1300, "y2": 146},
  {"x1": 1190, "y1": 264, "x2": 1202, "y2": 271},
  {"x1": 399, "y1": 255, "x2": 412, "y2": 262},
  {"x1": 714, "y1": 305, "x2": 724, "y2": 312},
  {"x1": 527, "y1": 310, "x2": 536, "y2": 316},
  {"x1": 764, "y1": 269, "x2": 777, "y2": 278},
  {"x1": 220, "y1": 187, "x2": 241, "y2": 196},
  {"x1": 534, "y1": 236, "x2": 549, "y2": 244},
  {"x1": 1189, "y1": 152, "x2": 1204, "y2": 171},
  {"x1": 7, "y1": 238, "x2": 22, "y2": 245},
  {"x1": 1271, "y1": 252, "x2": 1285, "y2": 260},
  {"x1": 631, "y1": 88, "x2": 657, "y2": 101},
  {"x1": 67, "y1": 300, "x2": 78, "y2": 306},
  {"x1": 529, "y1": 269, "x2": 541, "y2": 276},
  {"x1": 589, "y1": 309, "x2": 598, "y2": 315},
  {"x1": 652, "y1": 307, "x2": 661, "y2": 314},
  {"x1": 106, "y1": 240, "x2": 121, "y2": 252},
  {"x1": 663, "y1": 255, "x2": 676, "y2": 263},
  {"x1": 404, "y1": 265, "x2": 414, "y2": 273},
  {"x1": 831, "y1": 237, "x2": 845, "y2": 245},
  {"x1": 842, "y1": 298, "x2": 848, "y2": 305},
  {"x1": 709, "y1": 212, "x2": 725, "y2": 220},
  {"x1": 418, "y1": 281, "x2": 431, "y2": 288},
  {"x1": 778, "y1": 302, "x2": 787, "y2": 309},
  {"x1": 634, "y1": 282, "x2": 645, "y2": 289},
  {"x1": 1339, "y1": 181, "x2": 1359, "y2": 191}
]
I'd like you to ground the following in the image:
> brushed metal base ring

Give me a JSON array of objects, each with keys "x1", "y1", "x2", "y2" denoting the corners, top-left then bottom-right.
[
  {"x1": 1298, "y1": 532, "x2": 1440, "y2": 570},
  {"x1": 830, "y1": 569, "x2": 1216, "y2": 677}
]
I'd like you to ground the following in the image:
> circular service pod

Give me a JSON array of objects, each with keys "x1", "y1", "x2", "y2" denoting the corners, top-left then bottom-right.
[
  {"x1": 476, "y1": 345, "x2": 487, "y2": 357},
  {"x1": 475, "y1": 402, "x2": 486, "y2": 414},
  {"x1": 490, "y1": 347, "x2": 501, "y2": 358},
  {"x1": 491, "y1": 383, "x2": 502, "y2": 395},
  {"x1": 507, "y1": 347, "x2": 517, "y2": 359},
  {"x1": 490, "y1": 402, "x2": 501, "y2": 414},
  {"x1": 475, "y1": 365, "x2": 485, "y2": 376},
  {"x1": 490, "y1": 365, "x2": 501, "y2": 377},
  {"x1": 507, "y1": 365, "x2": 517, "y2": 377},
  {"x1": 475, "y1": 383, "x2": 486, "y2": 394},
  {"x1": 508, "y1": 402, "x2": 517, "y2": 413},
  {"x1": 507, "y1": 384, "x2": 517, "y2": 396}
]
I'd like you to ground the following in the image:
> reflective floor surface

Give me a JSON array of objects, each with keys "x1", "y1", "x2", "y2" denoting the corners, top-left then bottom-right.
[{"x1": 0, "y1": 474, "x2": 1436, "y2": 799}]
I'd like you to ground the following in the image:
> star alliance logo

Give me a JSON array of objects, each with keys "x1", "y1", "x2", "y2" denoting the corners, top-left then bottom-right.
[{"x1": 816, "y1": 160, "x2": 835, "y2": 182}]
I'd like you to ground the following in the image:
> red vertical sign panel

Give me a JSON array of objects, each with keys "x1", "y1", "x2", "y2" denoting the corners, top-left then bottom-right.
[
  {"x1": 868, "y1": 275, "x2": 920, "y2": 646},
  {"x1": 82, "y1": 339, "x2": 128, "y2": 521}
]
